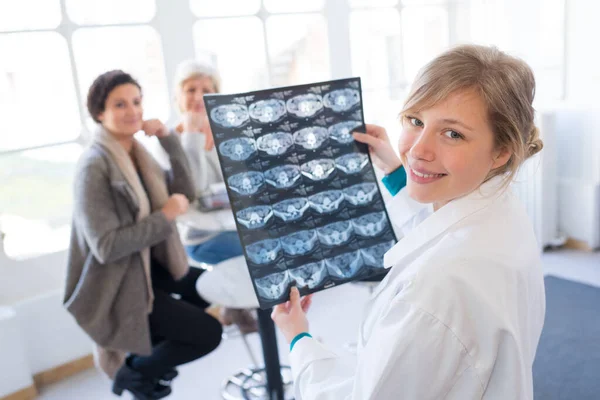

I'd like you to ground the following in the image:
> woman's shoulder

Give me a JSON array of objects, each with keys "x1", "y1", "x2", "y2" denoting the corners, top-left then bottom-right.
[{"x1": 75, "y1": 143, "x2": 112, "y2": 178}]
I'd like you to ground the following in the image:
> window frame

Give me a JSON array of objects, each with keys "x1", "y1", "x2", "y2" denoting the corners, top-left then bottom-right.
[{"x1": 0, "y1": 0, "x2": 568, "y2": 260}]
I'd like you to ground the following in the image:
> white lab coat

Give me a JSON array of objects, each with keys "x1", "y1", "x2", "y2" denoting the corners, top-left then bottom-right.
[{"x1": 290, "y1": 177, "x2": 546, "y2": 400}]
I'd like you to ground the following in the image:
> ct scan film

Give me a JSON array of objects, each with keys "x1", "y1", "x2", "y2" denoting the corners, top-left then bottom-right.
[{"x1": 205, "y1": 78, "x2": 397, "y2": 309}]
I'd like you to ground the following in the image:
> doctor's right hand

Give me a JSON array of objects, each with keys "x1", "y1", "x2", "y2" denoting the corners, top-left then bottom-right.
[
  {"x1": 353, "y1": 124, "x2": 402, "y2": 174},
  {"x1": 161, "y1": 194, "x2": 189, "y2": 221},
  {"x1": 272, "y1": 287, "x2": 313, "y2": 343}
]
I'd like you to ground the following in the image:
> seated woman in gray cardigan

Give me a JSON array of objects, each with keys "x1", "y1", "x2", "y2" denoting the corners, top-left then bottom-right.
[{"x1": 63, "y1": 70, "x2": 222, "y2": 400}]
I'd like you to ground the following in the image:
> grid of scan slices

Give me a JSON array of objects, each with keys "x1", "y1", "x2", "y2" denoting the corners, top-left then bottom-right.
[{"x1": 205, "y1": 78, "x2": 397, "y2": 308}]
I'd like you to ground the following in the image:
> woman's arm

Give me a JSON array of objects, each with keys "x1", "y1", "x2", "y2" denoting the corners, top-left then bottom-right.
[
  {"x1": 74, "y1": 156, "x2": 173, "y2": 264},
  {"x1": 290, "y1": 299, "x2": 476, "y2": 400},
  {"x1": 179, "y1": 131, "x2": 226, "y2": 195},
  {"x1": 158, "y1": 132, "x2": 196, "y2": 202}
]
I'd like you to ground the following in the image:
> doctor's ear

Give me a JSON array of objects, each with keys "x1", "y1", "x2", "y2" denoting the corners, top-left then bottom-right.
[{"x1": 491, "y1": 147, "x2": 511, "y2": 170}]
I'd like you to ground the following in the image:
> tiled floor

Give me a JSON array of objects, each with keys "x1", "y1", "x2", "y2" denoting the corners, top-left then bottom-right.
[{"x1": 37, "y1": 249, "x2": 600, "y2": 400}]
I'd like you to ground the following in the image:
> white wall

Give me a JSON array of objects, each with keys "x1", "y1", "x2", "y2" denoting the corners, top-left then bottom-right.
[
  {"x1": 0, "y1": 307, "x2": 35, "y2": 397},
  {"x1": 553, "y1": 0, "x2": 600, "y2": 248},
  {"x1": 13, "y1": 290, "x2": 93, "y2": 374},
  {"x1": 565, "y1": 0, "x2": 600, "y2": 102}
]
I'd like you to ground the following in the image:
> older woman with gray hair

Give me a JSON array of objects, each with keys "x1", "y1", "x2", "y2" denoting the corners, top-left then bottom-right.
[{"x1": 172, "y1": 59, "x2": 257, "y2": 333}]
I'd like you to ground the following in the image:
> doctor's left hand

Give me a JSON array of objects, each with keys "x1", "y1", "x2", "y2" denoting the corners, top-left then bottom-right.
[{"x1": 272, "y1": 287, "x2": 313, "y2": 343}]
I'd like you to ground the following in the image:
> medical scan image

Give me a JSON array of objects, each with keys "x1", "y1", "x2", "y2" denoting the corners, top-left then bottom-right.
[
  {"x1": 272, "y1": 198, "x2": 310, "y2": 222},
  {"x1": 255, "y1": 271, "x2": 290, "y2": 301},
  {"x1": 336, "y1": 152, "x2": 369, "y2": 174},
  {"x1": 286, "y1": 93, "x2": 324, "y2": 118},
  {"x1": 218, "y1": 137, "x2": 257, "y2": 161},
  {"x1": 288, "y1": 261, "x2": 328, "y2": 289},
  {"x1": 352, "y1": 212, "x2": 388, "y2": 237},
  {"x1": 323, "y1": 88, "x2": 361, "y2": 113},
  {"x1": 361, "y1": 240, "x2": 395, "y2": 268},
  {"x1": 328, "y1": 120, "x2": 362, "y2": 144},
  {"x1": 256, "y1": 132, "x2": 294, "y2": 156},
  {"x1": 228, "y1": 171, "x2": 265, "y2": 196},
  {"x1": 210, "y1": 104, "x2": 250, "y2": 128},
  {"x1": 308, "y1": 190, "x2": 345, "y2": 214},
  {"x1": 248, "y1": 99, "x2": 287, "y2": 124},
  {"x1": 325, "y1": 250, "x2": 364, "y2": 279},
  {"x1": 204, "y1": 78, "x2": 396, "y2": 308},
  {"x1": 264, "y1": 164, "x2": 302, "y2": 189},
  {"x1": 236, "y1": 205, "x2": 273, "y2": 230},
  {"x1": 316, "y1": 221, "x2": 354, "y2": 246},
  {"x1": 343, "y1": 182, "x2": 378, "y2": 206},
  {"x1": 246, "y1": 238, "x2": 282, "y2": 265},
  {"x1": 280, "y1": 229, "x2": 319, "y2": 256},
  {"x1": 293, "y1": 126, "x2": 329, "y2": 150},
  {"x1": 300, "y1": 158, "x2": 336, "y2": 181}
]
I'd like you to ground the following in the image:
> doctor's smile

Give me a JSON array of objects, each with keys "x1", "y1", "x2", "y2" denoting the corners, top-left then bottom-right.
[{"x1": 406, "y1": 163, "x2": 448, "y2": 184}]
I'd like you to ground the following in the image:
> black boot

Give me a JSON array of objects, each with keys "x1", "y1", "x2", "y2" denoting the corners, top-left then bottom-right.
[
  {"x1": 112, "y1": 361, "x2": 172, "y2": 400},
  {"x1": 158, "y1": 368, "x2": 178, "y2": 386}
]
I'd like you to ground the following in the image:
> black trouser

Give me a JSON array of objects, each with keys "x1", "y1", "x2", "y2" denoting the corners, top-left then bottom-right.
[{"x1": 130, "y1": 262, "x2": 223, "y2": 379}]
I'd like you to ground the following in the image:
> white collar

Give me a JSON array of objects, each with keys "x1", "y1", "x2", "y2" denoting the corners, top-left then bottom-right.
[{"x1": 383, "y1": 176, "x2": 508, "y2": 268}]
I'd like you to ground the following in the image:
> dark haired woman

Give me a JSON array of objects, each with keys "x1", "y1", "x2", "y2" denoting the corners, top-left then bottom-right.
[{"x1": 63, "y1": 70, "x2": 223, "y2": 399}]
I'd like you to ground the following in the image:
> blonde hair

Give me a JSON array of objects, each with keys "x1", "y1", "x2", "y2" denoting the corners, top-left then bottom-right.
[
  {"x1": 401, "y1": 44, "x2": 543, "y2": 184},
  {"x1": 173, "y1": 60, "x2": 221, "y2": 112}
]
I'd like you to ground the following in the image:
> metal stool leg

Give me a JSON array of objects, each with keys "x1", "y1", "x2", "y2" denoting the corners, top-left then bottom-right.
[
  {"x1": 220, "y1": 310, "x2": 294, "y2": 399},
  {"x1": 241, "y1": 333, "x2": 259, "y2": 367}
]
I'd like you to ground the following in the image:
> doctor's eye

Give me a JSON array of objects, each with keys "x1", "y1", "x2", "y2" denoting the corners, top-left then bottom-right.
[
  {"x1": 407, "y1": 116, "x2": 424, "y2": 127},
  {"x1": 444, "y1": 130, "x2": 464, "y2": 140}
]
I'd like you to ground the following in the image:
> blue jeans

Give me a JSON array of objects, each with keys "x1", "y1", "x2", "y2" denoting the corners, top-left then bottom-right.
[{"x1": 185, "y1": 231, "x2": 244, "y2": 265}]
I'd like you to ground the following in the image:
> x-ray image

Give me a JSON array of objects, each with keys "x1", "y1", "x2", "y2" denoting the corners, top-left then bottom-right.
[
  {"x1": 236, "y1": 205, "x2": 273, "y2": 230},
  {"x1": 205, "y1": 78, "x2": 397, "y2": 308},
  {"x1": 272, "y1": 197, "x2": 310, "y2": 222},
  {"x1": 293, "y1": 126, "x2": 329, "y2": 150},
  {"x1": 308, "y1": 190, "x2": 345, "y2": 214},
  {"x1": 323, "y1": 89, "x2": 361, "y2": 113},
  {"x1": 218, "y1": 137, "x2": 256, "y2": 161},
  {"x1": 325, "y1": 250, "x2": 364, "y2": 279},
  {"x1": 317, "y1": 221, "x2": 353, "y2": 246},
  {"x1": 255, "y1": 271, "x2": 290, "y2": 301},
  {"x1": 286, "y1": 93, "x2": 323, "y2": 118},
  {"x1": 288, "y1": 261, "x2": 327, "y2": 289},
  {"x1": 344, "y1": 182, "x2": 378, "y2": 206},
  {"x1": 336, "y1": 152, "x2": 369, "y2": 174},
  {"x1": 329, "y1": 120, "x2": 363, "y2": 144},
  {"x1": 246, "y1": 238, "x2": 282, "y2": 265},
  {"x1": 264, "y1": 165, "x2": 302, "y2": 189},
  {"x1": 249, "y1": 99, "x2": 287, "y2": 124},
  {"x1": 228, "y1": 171, "x2": 264, "y2": 196},
  {"x1": 210, "y1": 104, "x2": 250, "y2": 128},
  {"x1": 256, "y1": 132, "x2": 294, "y2": 156},
  {"x1": 352, "y1": 212, "x2": 388, "y2": 237},
  {"x1": 281, "y1": 229, "x2": 319, "y2": 256},
  {"x1": 300, "y1": 158, "x2": 336, "y2": 181},
  {"x1": 361, "y1": 240, "x2": 396, "y2": 268}
]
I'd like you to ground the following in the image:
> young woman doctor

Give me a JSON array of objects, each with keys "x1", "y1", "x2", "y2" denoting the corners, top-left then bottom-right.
[{"x1": 272, "y1": 44, "x2": 546, "y2": 399}]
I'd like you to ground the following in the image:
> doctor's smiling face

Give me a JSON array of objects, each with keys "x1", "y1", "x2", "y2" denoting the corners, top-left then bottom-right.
[{"x1": 398, "y1": 88, "x2": 511, "y2": 211}]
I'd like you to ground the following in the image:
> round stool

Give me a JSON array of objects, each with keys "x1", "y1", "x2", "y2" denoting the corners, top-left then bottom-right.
[{"x1": 196, "y1": 257, "x2": 293, "y2": 399}]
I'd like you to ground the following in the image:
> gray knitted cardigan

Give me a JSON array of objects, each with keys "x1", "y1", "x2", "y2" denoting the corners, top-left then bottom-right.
[{"x1": 63, "y1": 133, "x2": 194, "y2": 359}]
